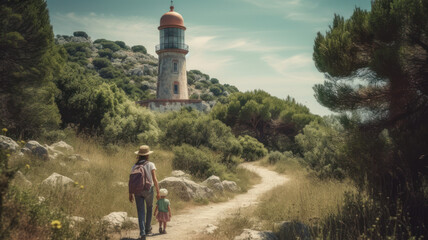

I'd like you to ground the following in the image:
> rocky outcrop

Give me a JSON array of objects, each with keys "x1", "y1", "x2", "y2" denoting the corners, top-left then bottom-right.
[
  {"x1": 50, "y1": 141, "x2": 74, "y2": 154},
  {"x1": 42, "y1": 173, "x2": 74, "y2": 187},
  {"x1": 234, "y1": 229, "x2": 278, "y2": 240},
  {"x1": 25, "y1": 141, "x2": 49, "y2": 160},
  {"x1": 274, "y1": 221, "x2": 312, "y2": 240},
  {"x1": 203, "y1": 175, "x2": 224, "y2": 193},
  {"x1": 159, "y1": 177, "x2": 214, "y2": 201},
  {"x1": 0, "y1": 135, "x2": 19, "y2": 152},
  {"x1": 222, "y1": 180, "x2": 241, "y2": 192}
]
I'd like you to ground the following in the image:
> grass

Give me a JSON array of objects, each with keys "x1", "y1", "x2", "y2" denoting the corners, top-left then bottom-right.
[
  {"x1": 196, "y1": 157, "x2": 356, "y2": 240},
  {"x1": 7, "y1": 135, "x2": 259, "y2": 239}
]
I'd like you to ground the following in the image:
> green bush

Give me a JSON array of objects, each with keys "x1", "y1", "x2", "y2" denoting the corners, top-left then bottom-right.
[
  {"x1": 268, "y1": 151, "x2": 284, "y2": 164},
  {"x1": 99, "y1": 67, "x2": 119, "y2": 79},
  {"x1": 131, "y1": 45, "x2": 147, "y2": 54},
  {"x1": 98, "y1": 49, "x2": 113, "y2": 58},
  {"x1": 239, "y1": 135, "x2": 267, "y2": 161},
  {"x1": 200, "y1": 93, "x2": 214, "y2": 101},
  {"x1": 73, "y1": 31, "x2": 88, "y2": 38},
  {"x1": 189, "y1": 93, "x2": 199, "y2": 100},
  {"x1": 172, "y1": 144, "x2": 227, "y2": 179},
  {"x1": 92, "y1": 58, "x2": 111, "y2": 69},
  {"x1": 101, "y1": 41, "x2": 120, "y2": 52},
  {"x1": 114, "y1": 41, "x2": 128, "y2": 49},
  {"x1": 210, "y1": 78, "x2": 219, "y2": 84},
  {"x1": 210, "y1": 85, "x2": 222, "y2": 96}
]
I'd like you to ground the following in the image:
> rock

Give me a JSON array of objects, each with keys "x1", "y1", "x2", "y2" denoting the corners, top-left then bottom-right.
[
  {"x1": 69, "y1": 216, "x2": 85, "y2": 227},
  {"x1": 66, "y1": 154, "x2": 89, "y2": 162},
  {"x1": 222, "y1": 180, "x2": 241, "y2": 192},
  {"x1": 123, "y1": 217, "x2": 139, "y2": 229},
  {"x1": 274, "y1": 221, "x2": 312, "y2": 240},
  {"x1": 13, "y1": 171, "x2": 32, "y2": 187},
  {"x1": 203, "y1": 175, "x2": 224, "y2": 192},
  {"x1": 0, "y1": 135, "x2": 19, "y2": 152},
  {"x1": 203, "y1": 224, "x2": 218, "y2": 234},
  {"x1": 234, "y1": 229, "x2": 278, "y2": 240},
  {"x1": 42, "y1": 173, "x2": 74, "y2": 187},
  {"x1": 113, "y1": 181, "x2": 128, "y2": 187},
  {"x1": 25, "y1": 141, "x2": 49, "y2": 160},
  {"x1": 50, "y1": 141, "x2": 74, "y2": 154},
  {"x1": 102, "y1": 212, "x2": 128, "y2": 228},
  {"x1": 20, "y1": 147, "x2": 32, "y2": 155},
  {"x1": 171, "y1": 170, "x2": 190, "y2": 178},
  {"x1": 159, "y1": 177, "x2": 214, "y2": 201}
]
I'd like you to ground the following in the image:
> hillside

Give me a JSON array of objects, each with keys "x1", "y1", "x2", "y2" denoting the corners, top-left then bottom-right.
[{"x1": 56, "y1": 32, "x2": 239, "y2": 102}]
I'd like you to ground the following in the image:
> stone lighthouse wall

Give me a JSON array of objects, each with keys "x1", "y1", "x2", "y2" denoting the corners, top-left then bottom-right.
[{"x1": 157, "y1": 51, "x2": 188, "y2": 99}]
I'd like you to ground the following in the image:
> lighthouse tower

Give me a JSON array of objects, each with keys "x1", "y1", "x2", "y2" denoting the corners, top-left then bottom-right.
[{"x1": 156, "y1": 3, "x2": 189, "y2": 100}]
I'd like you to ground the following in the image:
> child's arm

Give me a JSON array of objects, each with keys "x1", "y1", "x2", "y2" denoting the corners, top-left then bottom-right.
[
  {"x1": 168, "y1": 205, "x2": 171, "y2": 217},
  {"x1": 154, "y1": 205, "x2": 158, "y2": 216}
]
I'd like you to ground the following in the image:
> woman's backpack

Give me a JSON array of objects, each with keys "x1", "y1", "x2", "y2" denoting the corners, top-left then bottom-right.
[{"x1": 129, "y1": 161, "x2": 152, "y2": 195}]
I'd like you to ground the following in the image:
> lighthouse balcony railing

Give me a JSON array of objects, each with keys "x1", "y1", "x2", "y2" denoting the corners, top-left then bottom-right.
[{"x1": 156, "y1": 43, "x2": 189, "y2": 51}]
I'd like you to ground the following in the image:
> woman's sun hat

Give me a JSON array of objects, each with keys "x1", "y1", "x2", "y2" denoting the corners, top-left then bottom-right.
[
  {"x1": 135, "y1": 145, "x2": 154, "y2": 156},
  {"x1": 159, "y1": 188, "x2": 168, "y2": 197}
]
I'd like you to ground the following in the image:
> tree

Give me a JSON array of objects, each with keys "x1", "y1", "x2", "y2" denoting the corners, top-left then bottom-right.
[
  {"x1": 0, "y1": 0, "x2": 63, "y2": 138},
  {"x1": 92, "y1": 58, "x2": 111, "y2": 69},
  {"x1": 313, "y1": 0, "x2": 428, "y2": 233},
  {"x1": 131, "y1": 45, "x2": 147, "y2": 54},
  {"x1": 73, "y1": 31, "x2": 88, "y2": 38}
]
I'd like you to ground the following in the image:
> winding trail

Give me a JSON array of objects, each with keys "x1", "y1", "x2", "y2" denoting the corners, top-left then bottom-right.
[{"x1": 117, "y1": 162, "x2": 289, "y2": 240}]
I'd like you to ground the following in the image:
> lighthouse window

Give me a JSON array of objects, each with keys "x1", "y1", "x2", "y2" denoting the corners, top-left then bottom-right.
[
  {"x1": 174, "y1": 83, "x2": 179, "y2": 94},
  {"x1": 173, "y1": 62, "x2": 178, "y2": 73}
]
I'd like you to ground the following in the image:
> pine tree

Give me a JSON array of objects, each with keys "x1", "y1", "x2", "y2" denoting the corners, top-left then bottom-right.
[{"x1": 0, "y1": 0, "x2": 64, "y2": 138}]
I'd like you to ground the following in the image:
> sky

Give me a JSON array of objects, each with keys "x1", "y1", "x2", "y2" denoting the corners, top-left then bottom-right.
[{"x1": 46, "y1": 0, "x2": 372, "y2": 116}]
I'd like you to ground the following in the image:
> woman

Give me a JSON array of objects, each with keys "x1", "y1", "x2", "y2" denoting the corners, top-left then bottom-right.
[{"x1": 129, "y1": 145, "x2": 160, "y2": 240}]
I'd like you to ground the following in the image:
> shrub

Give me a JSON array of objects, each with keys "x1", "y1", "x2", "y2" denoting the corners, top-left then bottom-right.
[
  {"x1": 200, "y1": 93, "x2": 214, "y2": 101},
  {"x1": 99, "y1": 67, "x2": 119, "y2": 79},
  {"x1": 114, "y1": 41, "x2": 128, "y2": 49},
  {"x1": 98, "y1": 49, "x2": 113, "y2": 58},
  {"x1": 210, "y1": 78, "x2": 219, "y2": 84},
  {"x1": 268, "y1": 151, "x2": 284, "y2": 164},
  {"x1": 131, "y1": 45, "x2": 147, "y2": 54},
  {"x1": 172, "y1": 144, "x2": 227, "y2": 179},
  {"x1": 239, "y1": 135, "x2": 267, "y2": 161},
  {"x1": 209, "y1": 85, "x2": 222, "y2": 96},
  {"x1": 189, "y1": 93, "x2": 199, "y2": 100},
  {"x1": 101, "y1": 41, "x2": 120, "y2": 52},
  {"x1": 73, "y1": 31, "x2": 88, "y2": 38},
  {"x1": 92, "y1": 58, "x2": 111, "y2": 69}
]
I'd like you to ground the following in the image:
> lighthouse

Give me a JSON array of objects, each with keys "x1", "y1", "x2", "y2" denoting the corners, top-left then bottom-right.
[{"x1": 156, "y1": 2, "x2": 189, "y2": 100}]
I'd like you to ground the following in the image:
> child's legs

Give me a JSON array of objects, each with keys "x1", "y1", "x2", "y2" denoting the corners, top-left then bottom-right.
[{"x1": 163, "y1": 221, "x2": 167, "y2": 229}]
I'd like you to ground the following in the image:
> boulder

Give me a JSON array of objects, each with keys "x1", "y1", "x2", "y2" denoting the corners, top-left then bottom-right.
[
  {"x1": 203, "y1": 224, "x2": 218, "y2": 234},
  {"x1": 203, "y1": 175, "x2": 224, "y2": 192},
  {"x1": 274, "y1": 221, "x2": 312, "y2": 240},
  {"x1": 25, "y1": 140, "x2": 49, "y2": 160},
  {"x1": 21, "y1": 147, "x2": 32, "y2": 155},
  {"x1": 50, "y1": 141, "x2": 74, "y2": 154},
  {"x1": 42, "y1": 173, "x2": 74, "y2": 187},
  {"x1": 234, "y1": 229, "x2": 278, "y2": 240},
  {"x1": 13, "y1": 171, "x2": 32, "y2": 187},
  {"x1": 69, "y1": 216, "x2": 85, "y2": 227},
  {"x1": 159, "y1": 177, "x2": 214, "y2": 201},
  {"x1": 0, "y1": 135, "x2": 19, "y2": 152},
  {"x1": 171, "y1": 170, "x2": 190, "y2": 178},
  {"x1": 123, "y1": 217, "x2": 139, "y2": 229},
  {"x1": 222, "y1": 180, "x2": 241, "y2": 192},
  {"x1": 102, "y1": 212, "x2": 128, "y2": 228}
]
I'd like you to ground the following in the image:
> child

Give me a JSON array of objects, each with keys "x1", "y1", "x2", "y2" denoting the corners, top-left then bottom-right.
[{"x1": 154, "y1": 188, "x2": 171, "y2": 234}]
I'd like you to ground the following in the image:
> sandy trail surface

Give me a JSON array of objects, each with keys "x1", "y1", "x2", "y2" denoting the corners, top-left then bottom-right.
[{"x1": 116, "y1": 162, "x2": 289, "y2": 240}]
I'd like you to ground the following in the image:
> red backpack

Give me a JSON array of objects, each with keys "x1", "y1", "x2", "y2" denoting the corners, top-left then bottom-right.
[{"x1": 129, "y1": 161, "x2": 152, "y2": 195}]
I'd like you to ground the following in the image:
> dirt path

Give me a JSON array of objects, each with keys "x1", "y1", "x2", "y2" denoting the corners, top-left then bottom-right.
[{"x1": 117, "y1": 162, "x2": 289, "y2": 240}]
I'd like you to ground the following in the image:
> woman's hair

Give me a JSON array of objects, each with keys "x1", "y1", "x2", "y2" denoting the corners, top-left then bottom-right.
[{"x1": 136, "y1": 155, "x2": 148, "y2": 162}]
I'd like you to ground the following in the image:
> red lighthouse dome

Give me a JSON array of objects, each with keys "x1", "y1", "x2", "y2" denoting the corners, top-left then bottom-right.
[{"x1": 159, "y1": 6, "x2": 186, "y2": 30}]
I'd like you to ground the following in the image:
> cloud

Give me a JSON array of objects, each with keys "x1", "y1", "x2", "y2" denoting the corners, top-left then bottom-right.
[
  {"x1": 51, "y1": 12, "x2": 159, "y2": 54},
  {"x1": 262, "y1": 54, "x2": 313, "y2": 76}
]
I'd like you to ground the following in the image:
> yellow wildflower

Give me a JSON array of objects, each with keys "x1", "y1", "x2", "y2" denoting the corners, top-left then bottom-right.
[
  {"x1": 74, "y1": 181, "x2": 79, "y2": 185},
  {"x1": 2, "y1": 128, "x2": 7, "y2": 133},
  {"x1": 25, "y1": 164, "x2": 30, "y2": 169},
  {"x1": 6, "y1": 154, "x2": 10, "y2": 158},
  {"x1": 80, "y1": 185, "x2": 84, "y2": 189},
  {"x1": 51, "y1": 220, "x2": 62, "y2": 229}
]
